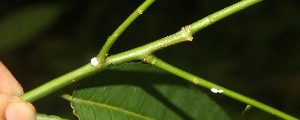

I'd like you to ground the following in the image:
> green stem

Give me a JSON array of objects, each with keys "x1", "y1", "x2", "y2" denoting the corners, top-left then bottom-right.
[
  {"x1": 21, "y1": 64, "x2": 106, "y2": 102},
  {"x1": 97, "y1": 0, "x2": 155, "y2": 62},
  {"x1": 20, "y1": 25, "x2": 192, "y2": 102},
  {"x1": 189, "y1": 0, "x2": 262, "y2": 34},
  {"x1": 145, "y1": 55, "x2": 298, "y2": 120},
  {"x1": 21, "y1": 0, "x2": 261, "y2": 104},
  {"x1": 57, "y1": 91, "x2": 73, "y2": 101}
]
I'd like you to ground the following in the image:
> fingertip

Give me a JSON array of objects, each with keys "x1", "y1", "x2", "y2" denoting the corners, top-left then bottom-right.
[
  {"x1": 5, "y1": 101, "x2": 36, "y2": 120},
  {"x1": 0, "y1": 62, "x2": 24, "y2": 96}
]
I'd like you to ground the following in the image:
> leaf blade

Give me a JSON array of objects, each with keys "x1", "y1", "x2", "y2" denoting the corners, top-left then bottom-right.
[{"x1": 71, "y1": 63, "x2": 230, "y2": 120}]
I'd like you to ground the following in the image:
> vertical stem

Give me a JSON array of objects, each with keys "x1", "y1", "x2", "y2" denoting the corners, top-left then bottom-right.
[{"x1": 97, "y1": 0, "x2": 155, "y2": 62}]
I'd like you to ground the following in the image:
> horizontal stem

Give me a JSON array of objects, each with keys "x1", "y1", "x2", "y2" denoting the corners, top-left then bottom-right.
[
  {"x1": 189, "y1": 0, "x2": 262, "y2": 34},
  {"x1": 21, "y1": 26, "x2": 192, "y2": 102},
  {"x1": 21, "y1": 64, "x2": 106, "y2": 102},
  {"x1": 145, "y1": 55, "x2": 298, "y2": 120},
  {"x1": 21, "y1": 0, "x2": 263, "y2": 104}
]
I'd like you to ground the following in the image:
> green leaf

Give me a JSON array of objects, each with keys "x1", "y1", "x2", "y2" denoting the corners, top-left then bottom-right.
[
  {"x1": 71, "y1": 63, "x2": 230, "y2": 120},
  {"x1": 0, "y1": 3, "x2": 63, "y2": 54},
  {"x1": 36, "y1": 113, "x2": 67, "y2": 120}
]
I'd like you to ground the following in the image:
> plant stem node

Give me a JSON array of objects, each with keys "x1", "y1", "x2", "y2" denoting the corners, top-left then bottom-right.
[{"x1": 180, "y1": 25, "x2": 193, "y2": 41}]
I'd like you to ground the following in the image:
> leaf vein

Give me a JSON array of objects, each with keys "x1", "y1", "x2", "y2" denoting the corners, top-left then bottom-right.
[{"x1": 72, "y1": 97, "x2": 153, "y2": 120}]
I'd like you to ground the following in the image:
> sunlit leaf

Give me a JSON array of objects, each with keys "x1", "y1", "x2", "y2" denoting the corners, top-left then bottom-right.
[{"x1": 71, "y1": 63, "x2": 230, "y2": 120}]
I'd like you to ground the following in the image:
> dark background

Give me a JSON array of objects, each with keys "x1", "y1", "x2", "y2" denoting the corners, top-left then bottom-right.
[{"x1": 0, "y1": 0, "x2": 299, "y2": 119}]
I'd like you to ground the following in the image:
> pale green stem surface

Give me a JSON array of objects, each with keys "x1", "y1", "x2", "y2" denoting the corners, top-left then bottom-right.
[
  {"x1": 20, "y1": 1, "x2": 297, "y2": 119},
  {"x1": 145, "y1": 55, "x2": 298, "y2": 120},
  {"x1": 97, "y1": 0, "x2": 155, "y2": 62},
  {"x1": 20, "y1": 25, "x2": 192, "y2": 102},
  {"x1": 189, "y1": 0, "x2": 262, "y2": 34},
  {"x1": 21, "y1": 64, "x2": 106, "y2": 102},
  {"x1": 58, "y1": 91, "x2": 73, "y2": 101},
  {"x1": 21, "y1": 0, "x2": 262, "y2": 104}
]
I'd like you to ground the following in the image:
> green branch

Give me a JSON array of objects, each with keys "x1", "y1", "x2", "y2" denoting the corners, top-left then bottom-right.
[
  {"x1": 57, "y1": 91, "x2": 72, "y2": 101},
  {"x1": 144, "y1": 55, "x2": 298, "y2": 120},
  {"x1": 97, "y1": 0, "x2": 155, "y2": 62},
  {"x1": 20, "y1": 25, "x2": 193, "y2": 102},
  {"x1": 21, "y1": 64, "x2": 105, "y2": 102},
  {"x1": 21, "y1": 0, "x2": 298, "y2": 119},
  {"x1": 21, "y1": 0, "x2": 262, "y2": 104},
  {"x1": 189, "y1": 0, "x2": 262, "y2": 34}
]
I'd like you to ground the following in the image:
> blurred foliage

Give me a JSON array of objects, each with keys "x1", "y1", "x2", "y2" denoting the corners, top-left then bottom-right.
[
  {"x1": 0, "y1": 0, "x2": 299, "y2": 119},
  {"x1": 0, "y1": 3, "x2": 63, "y2": 54}
]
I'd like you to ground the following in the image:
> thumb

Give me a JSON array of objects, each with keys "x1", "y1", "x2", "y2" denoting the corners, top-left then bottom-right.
[
  {"x1": 0, "y1": 61, "x2": 36, "y2": 120},
  {"x1": 5, "y1": 97, "x2": 36, "y2": 120},
  {"x1": 0, "y1": 61, "x2": 23, "y2": 96}
]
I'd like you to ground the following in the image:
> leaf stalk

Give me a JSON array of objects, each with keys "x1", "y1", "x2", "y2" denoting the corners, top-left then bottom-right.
[{"x1": 145, "y1": 55, "x2": 298, "y2": 120}]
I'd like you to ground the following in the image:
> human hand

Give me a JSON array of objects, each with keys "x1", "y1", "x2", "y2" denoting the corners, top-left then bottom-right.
[{"x1": 0, "y1": 62, "x2": 36, "y2": 120}]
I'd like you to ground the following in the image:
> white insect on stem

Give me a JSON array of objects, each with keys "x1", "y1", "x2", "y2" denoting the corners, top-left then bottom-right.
[
  {"x1": 211, "y1": 88, "x2": 224, "y2": 93},
  {"x1": 91, "y1": 57, "x2": 99, "y2": 67}
]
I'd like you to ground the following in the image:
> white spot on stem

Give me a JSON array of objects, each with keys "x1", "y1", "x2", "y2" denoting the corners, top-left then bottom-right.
[
  {"x1": 91, "y1": 57, "x2": 99, "y2": 66},
  {"x1": 218, "y1": 90, "x2": 224, "y2": 93},
  {"x1": 211, "y1": 88, "x2": 224, "y2": 93},
  {"x1": 138, "y1": 10, "x2": 143, "y2": 14}
]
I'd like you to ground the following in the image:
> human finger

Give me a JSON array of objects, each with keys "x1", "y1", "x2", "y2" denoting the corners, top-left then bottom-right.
[
  {"x1": 5, "y1": 96, "x2": 36, "y2": 120},
  {"x1": 0, "y1": 61, "x2": 24, "y2": 96}
]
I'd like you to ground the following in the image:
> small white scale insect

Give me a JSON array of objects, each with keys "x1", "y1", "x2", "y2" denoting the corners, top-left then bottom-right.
[
  {"x1": 210, "y1": 88, "x2": 224, "y2": 93},
  {"x1": 91, "y1": 57, "x2": 99, "y2": 66}
]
